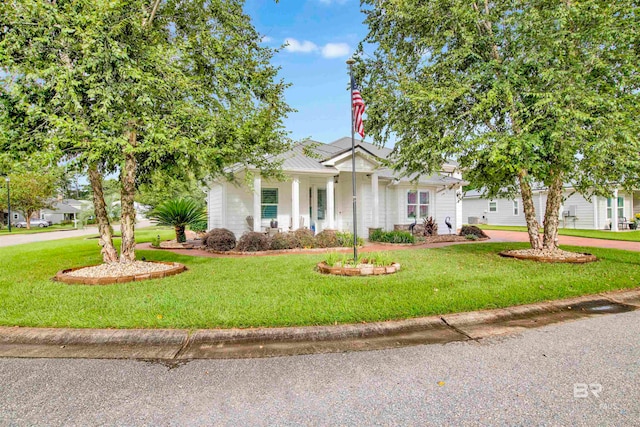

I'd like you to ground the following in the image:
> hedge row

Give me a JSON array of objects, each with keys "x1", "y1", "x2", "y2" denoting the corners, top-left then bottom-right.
[
  {"x1": 202, "y1": 229, "x2": 364, "y2": 252},
  {"x1": 369, "y1": 229, "x2": 416, "y2": 244}
]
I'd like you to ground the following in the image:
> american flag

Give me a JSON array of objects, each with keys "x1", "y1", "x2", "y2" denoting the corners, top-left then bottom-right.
[{"x1": 351, "y1": 75, "x2": 365, "y2": 138}]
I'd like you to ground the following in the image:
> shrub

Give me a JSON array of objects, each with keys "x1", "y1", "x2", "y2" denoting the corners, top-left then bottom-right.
[
  {"x1": 189, "y1": 220, "x2": 208, "y2": 233},
  {"x1": 236, "y1": 232, "x2": 270, "y2": 252},
  {"x1": 459, "y1": 225, "x2": 488, "y2": 239},
  {"x1": 465, "y1": 234, "x2": 479, "y2": 240},
  {"x1": 336, "y1": 231, "x2": 364, "y2": 247},
  {"x1": 151, "y1": 234, "x2": 162, "y2": 248},
  {"x1": 204, "y1": 228, "x2": 236, "y2": 251},
  {"x1": 270, "y1": 232, "x2": 299, "y2": 250},
  {"x1": 423, "y1": 216, "x2": 438, "y2": 236},
  {"x1": 149, "y1": 198, "x2": 207, "y2": 243},
  {"x1": 314, "y1": 230, "x2": 339, "y2": 248},
  {"x1": 369, "y1": 229, "x2": 415, "y2": 244},
  {"x1": 294, "y1": 229, "x2": 316, "y2": 248}
]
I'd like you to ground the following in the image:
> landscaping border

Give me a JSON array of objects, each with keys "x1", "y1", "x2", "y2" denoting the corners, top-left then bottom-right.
[
  {"x1": 54, "y1": 261, "x2": 187, "y2": 285},
  {"x1": 499, "y1": 250, "x2": 598, "y2": 264},
  {"x1": 316, "y1": 261, "x2": 401, "y2": 276}
]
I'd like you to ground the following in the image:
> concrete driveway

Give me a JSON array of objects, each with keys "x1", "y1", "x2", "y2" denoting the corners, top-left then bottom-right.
[{"x1": 0, "y1": 220, "x2": 153, "y2": 247}]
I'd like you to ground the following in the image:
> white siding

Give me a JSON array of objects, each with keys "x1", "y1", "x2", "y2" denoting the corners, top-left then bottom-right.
[
  {"x1": 208, "y1": 183, "x2": 223, "y2": 231},
  {"x1": 378, "y1": 184, "x2": 387, "y2": 231},
  {"x1": 434, "y1": 188, "x2": 458, "y2": 233},
  {"x1": 223, "y1": 182, "x2": 253, "y2": 238}
]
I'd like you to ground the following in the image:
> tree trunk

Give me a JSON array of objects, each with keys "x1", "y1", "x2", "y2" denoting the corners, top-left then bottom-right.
[
  {"x1": 88, "y1": 164, "x2": 119, "y2": 263},
  {"x1": 518, "y1": 170, "x2": 542, "y2": 250},
  {"x1": 175, "y1": 225, "x2": 186, "y2": 243},
  {"x1": 120, "y1": 128, "x2": 137, "y2": 263},
  {"x1": 25, "y1": 214, "x2": 31, "y2": 230},
  {"x1": 542, "y1": 170, "x2": 564, "y2": 251}
]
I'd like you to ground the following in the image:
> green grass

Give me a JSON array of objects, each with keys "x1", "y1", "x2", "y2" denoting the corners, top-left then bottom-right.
[
  {"x1": 0, "y1": 230, "x2": 639, "y2": 329},
  {"x1": 478, "y1": 224, "x2": 640, "y2": 242}
]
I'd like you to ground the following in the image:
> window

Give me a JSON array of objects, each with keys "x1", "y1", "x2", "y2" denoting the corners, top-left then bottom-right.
[
  {"x1": 317, "y1": 189, "x2": 327, "y2": 220},
  {"x1": 607, "y1": 197, "x2": 625, "y2": 219},
  {"x1": 261, "y1": 188, "x2": 278, "y2": 219},
  {"x1": 618, "y1": 196, "x2": 624, "y2": 219},
  {"x1": 13, "y1": 213, "x2": 18, "y2": 220},
  {"x1": 407, "y1": 190, "x2": 429, "y2": 219},
  {"x1": 489, "y1": 201, "x2": 497, "y2": 213},
  {"x1": 513, "y1": 200, "x2": 519, "y2": 216}
]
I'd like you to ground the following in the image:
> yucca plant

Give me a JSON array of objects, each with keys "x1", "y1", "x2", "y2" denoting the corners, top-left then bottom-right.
[{"x1": 149, "y1": 198, "x2": 207, "y2": 243}]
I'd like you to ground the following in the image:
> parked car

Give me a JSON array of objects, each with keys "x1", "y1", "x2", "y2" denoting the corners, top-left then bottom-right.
[{"x1": 14, "y1": 219, "x2": 50, "y2": 228}]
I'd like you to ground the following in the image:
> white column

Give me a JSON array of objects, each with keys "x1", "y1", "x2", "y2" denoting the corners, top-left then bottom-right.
[
  {"x1": 291, "y1": 176, "x2": 300, "y2": 230},
  {"x1": 611, "y1": 189, "x2": 619, "y2": 231},
  {"x1": 311, "y1": 184, "x2": 318, "y2": 230},
  {"x1": 326, "y1": 177, "x2": 335, "y2": 229},
  {"x1": 253, "y1": 175, "x2": 261, "y2": 232},
  {"x1": 371, "y1": 173, "x2": 379, "y2": 228},
  {"x1": 593, "y1": 195, "x2": 599, "y2": 229}
]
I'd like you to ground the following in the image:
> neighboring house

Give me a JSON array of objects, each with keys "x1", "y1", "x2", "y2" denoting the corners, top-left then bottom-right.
[
  {"x1": 463, "y1": 187, "x2": 639, "y2": 231},
  {"x1": 207, "y1": 137, "x2": 465, "y2": 238},
  {"x1": 40, "y1": 200, "x2": 81, "y2": 224},
  {"x1": 1, "y1": 210, "x2": 25, "y2": 226}
]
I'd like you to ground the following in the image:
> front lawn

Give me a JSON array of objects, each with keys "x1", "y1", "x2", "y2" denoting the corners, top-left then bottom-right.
[
  {"x1": 0, "y1": 232, "x2": 638, "y2": 329},
  {"x1": 478, "y1": 224, "x2": 640, "y2": 242}
]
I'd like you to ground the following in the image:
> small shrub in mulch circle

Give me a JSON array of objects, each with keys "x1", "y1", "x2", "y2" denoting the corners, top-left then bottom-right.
[
  {"x1": 204, "y1": 228, "x2": 237, "y2": 251},
  {"x1": 236, "y1": 232, "x2": 270, "y2": 252},
  {"x1": 459, "y1": 225, "x2": 489, "y2": 239},
  {"x1": 314, "y1": 230, "x2": 339, "y2": 248}
]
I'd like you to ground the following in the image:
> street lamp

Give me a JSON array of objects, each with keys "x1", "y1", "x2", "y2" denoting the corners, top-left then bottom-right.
[{"x1": 5, "y1": 176, "x2": 10, "y2": 233}]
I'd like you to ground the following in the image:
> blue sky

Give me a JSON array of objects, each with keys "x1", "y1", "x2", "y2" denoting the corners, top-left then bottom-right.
[{"x1": 243, "y1": 0, "x2": 369, "y2": 144}]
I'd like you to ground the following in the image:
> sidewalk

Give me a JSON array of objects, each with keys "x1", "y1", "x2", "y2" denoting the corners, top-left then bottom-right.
[
  {"x1": 1, "y1": 288, "x2": 638, "y2": 360},
  {"x1": 484, "y1": 229, "x2": 640, "y2": 252}
]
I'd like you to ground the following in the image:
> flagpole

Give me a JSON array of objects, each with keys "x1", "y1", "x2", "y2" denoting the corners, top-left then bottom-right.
[{"x1": 347, "y1": 58, "x2": 358, "y2": 262}]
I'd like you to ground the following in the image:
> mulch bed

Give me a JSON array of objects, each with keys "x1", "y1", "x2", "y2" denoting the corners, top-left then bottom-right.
[{"x1": 499, "y1": 249, "x2": 598, "y2": 263}]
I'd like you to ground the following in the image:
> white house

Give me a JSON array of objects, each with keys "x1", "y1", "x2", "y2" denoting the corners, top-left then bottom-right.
[
  {"x1": 463, "y1": 187, "x2": 639, "y2": 231},
  {"x1": 206, "y1": 137, "x2": 465, "y2": 238}
]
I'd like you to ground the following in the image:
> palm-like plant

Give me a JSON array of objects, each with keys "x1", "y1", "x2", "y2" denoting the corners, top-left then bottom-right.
[{"x1": 149, "y1": 198, "x2": 207, "y2": 243}]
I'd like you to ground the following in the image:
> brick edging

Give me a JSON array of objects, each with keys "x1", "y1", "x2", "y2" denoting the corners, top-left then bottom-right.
[
  {"x1": 316, "y1": 261, "x2": 401, "y2": 276},
  {"x1": 54, "y1": 261, "x2": 187, "y2": 285},
  {"x1": 498, "y1": 250, "x2": 598, "y2": 263}
]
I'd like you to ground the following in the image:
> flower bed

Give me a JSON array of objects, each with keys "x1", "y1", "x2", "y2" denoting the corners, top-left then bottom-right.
[{"x1": 316, "y1": 261, "x2": 401, "y2": 276}]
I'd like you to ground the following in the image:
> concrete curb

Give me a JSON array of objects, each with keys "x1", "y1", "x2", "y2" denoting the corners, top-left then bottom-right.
[{"x1": 1, "y1": 288, "x2": 638, "y2": 360}]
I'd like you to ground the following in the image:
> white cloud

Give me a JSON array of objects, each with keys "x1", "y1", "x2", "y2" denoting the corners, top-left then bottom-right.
[
  {"x1": 321, "y1": 43, "x2": 350, "y2": 58},
  {"x1": 284, "y1": 38, "x2": 318, "y2": 53},
  {"x1": 261, "y1": 36, "x2": 273, "y2": 43}
]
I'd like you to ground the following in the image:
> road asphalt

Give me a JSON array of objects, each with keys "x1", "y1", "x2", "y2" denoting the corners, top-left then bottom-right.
[
  {"x1": 1, "y1": 309, "x2": 638, "y2": 425},
  {"x1": 0, "y1": 220, "x2": 152, "y2": 248}
]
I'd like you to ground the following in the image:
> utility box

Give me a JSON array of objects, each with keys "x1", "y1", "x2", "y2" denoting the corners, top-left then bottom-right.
[{"x1": 468, "y1": 216, "x2": 479, "y2": 224}]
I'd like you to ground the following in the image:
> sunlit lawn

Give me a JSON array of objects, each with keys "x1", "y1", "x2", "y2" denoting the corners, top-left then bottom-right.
[{"x1": 0, "y1": 229, "x2": 638, "y2": 329}]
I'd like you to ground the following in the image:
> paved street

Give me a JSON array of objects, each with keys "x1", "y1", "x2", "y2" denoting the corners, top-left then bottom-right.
[
  {"x1": 0, "y1": 220, "x2": 153, "y2": 248},
  {"x1": 1, "y1": 311, "x2": 638, "y2": 426}
]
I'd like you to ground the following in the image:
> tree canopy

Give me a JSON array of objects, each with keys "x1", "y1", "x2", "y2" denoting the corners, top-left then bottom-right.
[
  {"x1": 357, "y1": 0, "x2": 640, "y2": 250},
  {"x1": 1, "y1": 0, "x2": 292, "y2": 261}
]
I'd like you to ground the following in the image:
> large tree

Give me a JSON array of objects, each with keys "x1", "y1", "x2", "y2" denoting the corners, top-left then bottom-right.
[
  {"x1": 1, "y1": 0, "x2": 291, "y2": 262},
  {"x1": 357, "y1": 0, "x2": 640, "y2": 251}
]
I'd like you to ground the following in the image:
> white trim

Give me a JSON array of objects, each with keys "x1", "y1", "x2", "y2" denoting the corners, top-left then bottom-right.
[
  {"x1": 291, "y1": 176, "x2": 300, "y2": 230},
  {"x1": 253, "y1": 175, "x2": 261, "y2": 232},
  {"x1": 488, "y1": 200, "x2": 498, "y2": 213},
  {"x1": 513, "y1": 200, "x2": 519, "y2": 216},
  {"x1": 372, "y1": 173, "x2": 379, "y2": 228},
  {"x1": 320, "y1": 147, "x2": 381, "y2": 167},
  {"x1": 406, "y1": 189, "x2": 431, "y2": 221}
]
